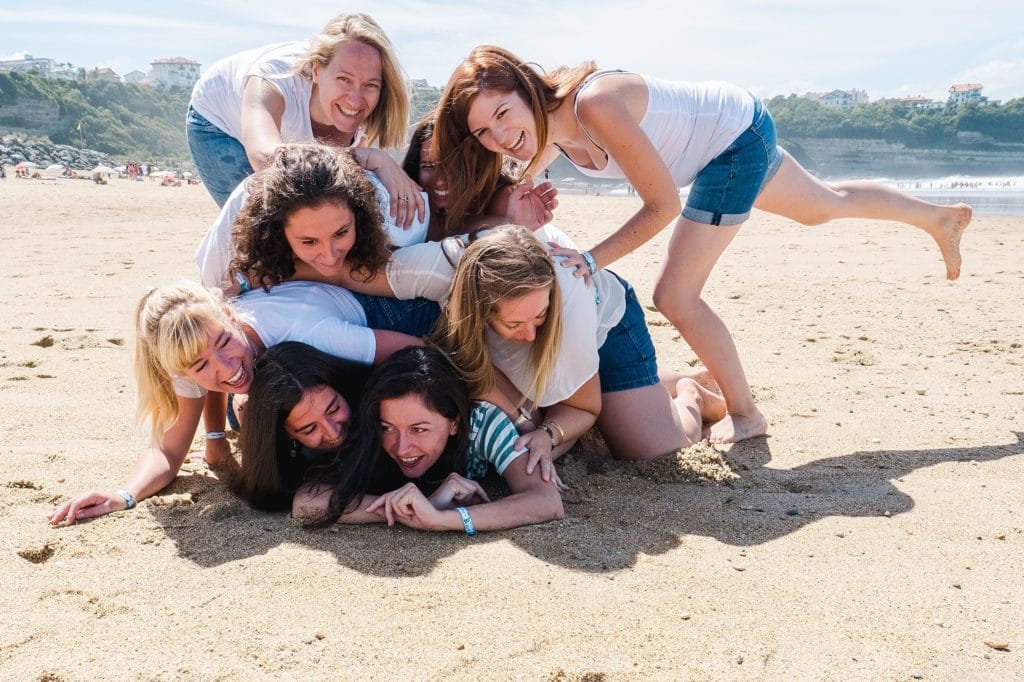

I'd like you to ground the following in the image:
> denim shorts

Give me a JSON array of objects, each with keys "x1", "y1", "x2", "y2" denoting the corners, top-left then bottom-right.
[
  {"x1": 186, "y1": 105, "x2": 254, "y2": 207},
  {"x1": 682, "y1": 98, "x2": 784, "y2": 227},
  {"x1": 351, "y1": 293, "x2": 441, "y2": 338},
  {"x1": 597, "y1": 274, "x2": 660, "y2": 393}
]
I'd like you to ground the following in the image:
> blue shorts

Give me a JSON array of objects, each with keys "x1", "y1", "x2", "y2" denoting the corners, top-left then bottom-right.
[
  {"x1": 186, "y1": 105, "x2": 254, "y2": 208},
  {"x1": 351, "y1": 293, "x2": 441, "y2": 338},
  {"x1": 597, "y1": 275, "x2": 660, "y2": 393},
  {"x1": 682, "y1": 98, "x2": 784, "y2": 227}
]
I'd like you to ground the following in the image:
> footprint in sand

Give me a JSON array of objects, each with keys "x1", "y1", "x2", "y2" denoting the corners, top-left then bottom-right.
[{"x1": 17, "y1": 541, "x2": 57, "y2": 564}]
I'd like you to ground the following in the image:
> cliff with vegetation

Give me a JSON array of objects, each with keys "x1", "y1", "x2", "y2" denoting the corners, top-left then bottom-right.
[
  {"x1": 0, "y1": 71, "x2": 189, "y2": 165},
  {"x1": 3, "y1": 68, "x2": 1022, "y2": 179}
]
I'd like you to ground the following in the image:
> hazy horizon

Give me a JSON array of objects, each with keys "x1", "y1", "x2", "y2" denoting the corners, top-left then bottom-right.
[{"x1": 2, "y1": 1, "x2": 1022, "y2": 103}]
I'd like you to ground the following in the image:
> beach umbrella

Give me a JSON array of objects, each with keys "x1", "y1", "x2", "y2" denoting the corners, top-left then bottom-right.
[
  {"x1": 92, "y1": 165, "x2": 115, "y2": 174},
  {"x1": 182, "y1": 171, "x2": 194, "y2": 179},
  {"x1": 149, "y1": 170, "x2": 172, "y2": 178},
  {"x1": 14, "y1": 161, "x2": 39, "y2": 170},
  {"x1": 44, "y1": 163, "x2": 66, "y2": 177}
]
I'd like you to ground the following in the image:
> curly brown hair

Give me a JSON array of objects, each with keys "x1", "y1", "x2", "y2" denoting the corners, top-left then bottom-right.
[{"x1": 230, "y1": 144, "x2": 392, "y2": 289}]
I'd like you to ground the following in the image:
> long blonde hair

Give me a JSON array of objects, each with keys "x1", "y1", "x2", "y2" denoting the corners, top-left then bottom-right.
[
  {"x1": 133, "y1": 281, "x2": 246, "y2": 444},
  {"x1": 295, "y1": 13, "x2": 410, "y2": 149},
  {"x1": 430, "y1": 226, "x2": 563, "y2": 405},
  {"x1": 433, "y1": 45, "x2": 595, "y2": 233}
]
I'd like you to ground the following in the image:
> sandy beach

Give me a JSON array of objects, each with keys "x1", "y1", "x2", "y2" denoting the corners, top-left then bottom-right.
[{"x1": 2, "y1": 178, "x2": 1022, "y2": 679}]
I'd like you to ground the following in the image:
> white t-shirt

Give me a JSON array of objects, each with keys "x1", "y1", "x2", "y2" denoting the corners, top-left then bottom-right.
[
  {"x1": 171, "y1": 281, "x2": 376, "y2": 397},
  {"x1": 195, "y1": 171, "x2": 429, "y2": 290},
  {"x1": 385, "y1": 224, "x2": 627, "y2": 406},
  {"x1": 189, "y1": 42, "x2": 317, "y2": 144}
]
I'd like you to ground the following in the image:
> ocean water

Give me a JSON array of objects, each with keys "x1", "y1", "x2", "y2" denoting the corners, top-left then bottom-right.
[{"x1": 595, "y1": 175, "x2": 1024, "y2": 217}]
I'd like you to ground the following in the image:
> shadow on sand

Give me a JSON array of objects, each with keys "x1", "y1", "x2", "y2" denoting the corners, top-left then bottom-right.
[{"x1": 148, "y1": 431, "x2": 1023, "y2": 576}]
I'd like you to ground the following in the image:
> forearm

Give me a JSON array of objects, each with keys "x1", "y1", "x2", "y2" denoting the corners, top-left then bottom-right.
[
  {"x1": 120, "y1": 447, "x2": 186, "y2": 502},
  {"x1": 540, "y1": 403, "x2": 598, "y2": 460},
  {"x1": 447, "y1": 486, "x2": 564, "y2": 532},
  {"x1": 588, "y1": 201, "x2": 680, "y2": 270}
]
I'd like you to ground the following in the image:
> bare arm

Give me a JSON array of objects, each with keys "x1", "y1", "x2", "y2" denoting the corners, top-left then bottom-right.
[
  {"x1": 292, "y1": 484, "x2": 385, "y2": 524},
  {"x1": 49, "y1": 395, "x2": 206, "y2": 525},
  {"x1": 574, "y1": 86, "x2": 681, "y2": 269},
  {"x1": 516, "y1": 374, "x2": 601, "y2": 481},
  {"x1": 371, "y1": 330, "x2": 425, "y2": 364},
  {"x1": 239, "y1": 78, "x2": 288, "y2": 172}
]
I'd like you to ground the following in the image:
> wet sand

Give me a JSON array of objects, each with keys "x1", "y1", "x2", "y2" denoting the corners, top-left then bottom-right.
[{"x1": 2, "y1": 178, "x2": 1022, "y2": 679}]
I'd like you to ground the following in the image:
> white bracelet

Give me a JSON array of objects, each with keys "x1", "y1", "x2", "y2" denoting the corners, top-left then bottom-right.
[
  {"x1": 116, "y1": 489, "x2": 136, "y2": 510},
  {"x1": 205, "y1": 431, "x2": 227, "y2": 440}
]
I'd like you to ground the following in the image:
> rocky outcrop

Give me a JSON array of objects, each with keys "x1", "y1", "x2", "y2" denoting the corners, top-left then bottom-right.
[{"x1": 0, "y1": 135, "x2": 116, "y2": 170}]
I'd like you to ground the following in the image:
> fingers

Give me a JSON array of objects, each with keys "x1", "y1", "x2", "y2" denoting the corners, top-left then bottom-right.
[
  {"x1": 413, "y1": 190, "x2": 426, "y2": 223},
  {"x1": 539, "y1": 457, "x2": 554, "y2": 483},
  {"x1": 48, "y1": 502, "x2": 72, "y2": 525}
]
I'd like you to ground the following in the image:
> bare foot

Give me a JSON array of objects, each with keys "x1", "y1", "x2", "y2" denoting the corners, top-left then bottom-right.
[
  {"x1": 924, "y1": 203, "x2": 972, "y2": 280},
  {"x1": 708, "y1": 410, "x2": 767, "y2": 444},
  {"x1": 675, "y1": 377, "x2": 727, "y2": 423},
  {"x1": 682, "y1": 365, "x2": 721, "y2": 394}
]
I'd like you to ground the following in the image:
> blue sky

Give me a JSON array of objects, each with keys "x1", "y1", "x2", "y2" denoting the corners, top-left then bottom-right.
[{"x1": 2, "y1": 1, "x2": 1022, "y2": 102}]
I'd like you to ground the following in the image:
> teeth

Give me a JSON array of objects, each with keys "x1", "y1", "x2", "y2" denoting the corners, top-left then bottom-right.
[
  {"x1": 509, "y1": 131, "x2": 525, "y2": 152},
  {"x1": 225, "y1": 365, "x2": 244, "y2": 387},
  {"x1": 337, "y1": 105, "x2": 360, "y2": 116},
  {"x1": 433, "y1": 189, "x2": 448, "y2": 197},
  {"x1": 400, "y1": 457, "x2": 420, "y2": 464}
]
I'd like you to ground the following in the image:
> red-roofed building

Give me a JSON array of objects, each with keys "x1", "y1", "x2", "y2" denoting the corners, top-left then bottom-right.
[
  {"x1": 948, "y1": 83, "x2": 984, "y2": 105},
  {"x1": 150, "y1": 57, "x2": 200, "y2": 90}
]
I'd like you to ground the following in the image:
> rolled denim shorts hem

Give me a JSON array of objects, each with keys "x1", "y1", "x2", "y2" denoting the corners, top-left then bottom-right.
[{"x1": 682, "y1": 98, "x2": 784, "y2": 227}]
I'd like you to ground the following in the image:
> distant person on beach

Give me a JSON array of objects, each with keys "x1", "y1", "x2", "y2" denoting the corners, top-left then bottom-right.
[
  {"x1": 433, "y1": 45, "x2": 974, "y2": 444},
  {"x1": 47, "y1": 279, "x2": 432, "y2": 525},
  {"x1": 187, "y1": 12, "x2": 423, "y2": 227},
  {"x1": 294, "y1": 345, "x2": 564, "y2": 532}
]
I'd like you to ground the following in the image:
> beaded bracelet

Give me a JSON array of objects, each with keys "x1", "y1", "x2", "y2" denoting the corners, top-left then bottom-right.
[
  {"x1": 205, "y1": 431, "x2": 227, "y2": 440},
  {"x1": 580, "y1": 250, "x2": 598, "y2": 276}
]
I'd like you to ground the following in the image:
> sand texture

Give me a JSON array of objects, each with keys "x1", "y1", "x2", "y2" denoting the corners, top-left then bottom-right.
[{"x1": 1, "y1": 179, "x2": 1022, "y2": 679}]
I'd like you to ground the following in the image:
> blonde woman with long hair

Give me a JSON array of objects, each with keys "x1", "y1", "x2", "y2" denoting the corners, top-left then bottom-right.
[
  {"x1": 187, "y1": 12, "x2": 423, "y2": 223},
  {"x1": 332, "y1": 224, "x2": 726, "y2": 482},
  {"x1": 48, "y1": 279, "x2": 424, "y2": 525}
]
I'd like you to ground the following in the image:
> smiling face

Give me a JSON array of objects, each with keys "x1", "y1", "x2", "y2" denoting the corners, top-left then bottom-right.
[
  {"x1": 183, "y1": 321, "x2": 256, "y2": 394},
  {"x1": 379, "y1": 393, "x2": 458, "y2": 479},
  {"x1": 285, "y1": 384, "x2": 352, "y2": 451},
  {"x1": 283, "y1": 200, "x2": 357, "y2": 278},
  {"x1": 465, "y1": 89, "x2": 537, "y2": 161},
  {"x1": 310, "y1": 39, "x2": 382, "y2": 141},
  {"x1": 488, "y1": 285, "x2": 552, "y2": 344},
  {"x1": 417, "y1": 142, "x2": 448, "y2": 213}
]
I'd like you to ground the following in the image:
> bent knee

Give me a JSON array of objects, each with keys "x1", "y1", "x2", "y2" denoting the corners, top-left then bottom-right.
[{"x1": 651, "y1": 287, "x2": 702, "y2": 319}]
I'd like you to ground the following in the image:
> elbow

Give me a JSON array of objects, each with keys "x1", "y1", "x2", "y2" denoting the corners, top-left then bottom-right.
[{"x1": 543, "y1": 486, "x2": 565, "y2": 522}]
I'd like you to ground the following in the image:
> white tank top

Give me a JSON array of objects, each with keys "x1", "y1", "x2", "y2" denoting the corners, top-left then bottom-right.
[{"x1": 561, "y1": 71, "x2": 755, "y2": 188}]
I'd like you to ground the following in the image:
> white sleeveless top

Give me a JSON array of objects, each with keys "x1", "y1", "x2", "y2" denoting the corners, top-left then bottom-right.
[
  {"x1": 190, "y1": 42, "x2": 363, "y2": 146},
  {"x1": 561, "y1": 71, "x2": 755, "y2": 189}
]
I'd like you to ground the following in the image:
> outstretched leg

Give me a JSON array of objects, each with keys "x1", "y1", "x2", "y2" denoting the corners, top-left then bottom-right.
[
  {"x1": 755, "y1": 152, "x2": 972, "y2": 280},
  {"x1": 653, "y1": 216, "x2": 767, "y2": 445}
]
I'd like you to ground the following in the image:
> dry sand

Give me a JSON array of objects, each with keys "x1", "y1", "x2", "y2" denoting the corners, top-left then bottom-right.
[{"x1": 1, "y1": 177, "x2": 1022, "y2": 680}]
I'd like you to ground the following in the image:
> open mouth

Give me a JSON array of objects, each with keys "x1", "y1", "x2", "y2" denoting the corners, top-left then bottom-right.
[
  {"x1": 398, "y1": 455, "x2": 423, "y2": 470},
  {"x1": 508, "y1": 131, "x2": 525, "y2": 154},
  {"x1": 335, "y1": 104, "x2": 361, "y2": 118},
  {"x1": 223, "y1": 363, "x2": 247, "y2": 390},
  {"x1": 432, "y1": 188, "x2": 448, "y2": 198}
]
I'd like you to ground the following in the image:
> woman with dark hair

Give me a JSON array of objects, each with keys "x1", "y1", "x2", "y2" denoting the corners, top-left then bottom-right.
[
  {"x1": 236, "y1": 341, "x2": 370, "y2": 510},
  {"x1": 294, "y1": 346, "x2": 563, "y2": 533},
  {"x1": 400, "y1": 116, "x2": 557, "y2": 241}
]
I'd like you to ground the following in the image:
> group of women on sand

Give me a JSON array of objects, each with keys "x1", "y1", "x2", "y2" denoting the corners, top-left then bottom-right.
[{"x1": 49, "y1": 12, "x2": 971, "y2": 533}]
